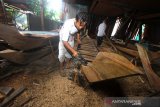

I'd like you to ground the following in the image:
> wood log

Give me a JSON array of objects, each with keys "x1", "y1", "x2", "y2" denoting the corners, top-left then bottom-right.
[{"x1": 136, "y1": 43, "x2": 160, "y2": 91}]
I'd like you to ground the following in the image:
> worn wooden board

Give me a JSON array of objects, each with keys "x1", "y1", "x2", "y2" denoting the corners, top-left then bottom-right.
[
  {"x1": 81, "y1": 52, "x2": 143, "y2": 83},
  {"x1": 0, "y1": 24, "x2": 59, "y2": 51},
  {"x1": 0, "y1": 47, "x2": 51, "y2": 64},
  {"x1": 136, "y1": 43, "x2": 160, "y2": 91},
  {"x1": 0, "y1": 87, "x2": 13, "y2": 96}
]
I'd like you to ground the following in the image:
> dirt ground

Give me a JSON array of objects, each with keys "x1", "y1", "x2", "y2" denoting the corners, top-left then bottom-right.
[{"x1": 0, "y1": 53, "x2": 154, "y2": 107}]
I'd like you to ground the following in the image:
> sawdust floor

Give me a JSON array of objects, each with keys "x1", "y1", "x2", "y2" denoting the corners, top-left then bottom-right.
[{"x1": 0, "y1": 54, "x2": 153, "y2": 107}]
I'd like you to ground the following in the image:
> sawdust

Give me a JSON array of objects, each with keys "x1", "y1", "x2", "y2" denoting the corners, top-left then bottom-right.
[{"x1": 0, "y1": 53, "x2": 153, "y2": 107}]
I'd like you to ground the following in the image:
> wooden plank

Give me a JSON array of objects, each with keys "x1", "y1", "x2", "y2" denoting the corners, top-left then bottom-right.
[
  {"x1": 81, "y1": 52, "x2": 143, "y2": 83},
  {"x1": 136, "y1": 43, "x2": 160, "y2": 91},
  {"x1": 0, "y1": 86, "x2": 26, "y2": 107},
  {"x1": 91, "y1": 60, "x2": 141, "y2": 80},
  {"x1": 0, "y1": 87, "x2": 13, "y2": 96},
  {"x1": 81, "y1": 65, "x2": 100, "y2": 83},
  {"x1": 0, "y1": 47, "x2": 51, "y2": 64},
  {"x1": 0, "y1": 24, "x2": 59, "y2": 50},
  {"x1": 95, "y1": 52, "x2": 143, "y2": 74}
]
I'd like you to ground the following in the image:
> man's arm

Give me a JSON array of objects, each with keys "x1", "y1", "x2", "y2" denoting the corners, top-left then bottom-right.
[{"x1": 63, "y1": 41, "x2": 78, "y2": 57}]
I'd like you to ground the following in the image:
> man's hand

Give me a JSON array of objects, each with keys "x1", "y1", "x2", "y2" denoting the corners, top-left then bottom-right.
[{"x1": 73, "y1": 50, "x2": 78, "y2": 57}]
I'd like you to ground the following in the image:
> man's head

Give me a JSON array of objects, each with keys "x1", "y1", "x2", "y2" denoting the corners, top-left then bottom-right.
[{"x1": 75, "y1": 12, "x2": 88, "y2": 30}]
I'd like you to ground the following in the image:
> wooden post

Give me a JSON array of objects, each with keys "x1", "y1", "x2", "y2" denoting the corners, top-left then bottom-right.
[{"x1": 40, "y1": 0, "x2": 45, "y2": 31}]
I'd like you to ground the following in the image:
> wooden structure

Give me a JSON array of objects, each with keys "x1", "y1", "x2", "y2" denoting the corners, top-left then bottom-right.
[{"x1": 0, "y1": 24, "x2": 59, "y2": 65}]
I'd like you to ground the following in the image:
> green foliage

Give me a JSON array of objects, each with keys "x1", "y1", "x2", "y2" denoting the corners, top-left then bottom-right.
[
  {"x1": 27, "y1": 0, "x2": 58, "y2": 21},
  {"x1": 27, "y1": 0, "x2": 41, "y2": 16}
]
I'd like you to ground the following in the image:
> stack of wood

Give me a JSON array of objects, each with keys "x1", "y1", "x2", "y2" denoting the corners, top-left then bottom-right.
[
  {"x1": 0, "y1": 86, "x2": 29, "y2": 107},
  {"x1": 0, "y1": 24, "x2": 59, "y2": 65},
  {"x1": 78, "y1": 36, "x2": 98, "y2": 62},
  {"x1": 82, "y1": 37, "x2": 160, "y2": 92}
]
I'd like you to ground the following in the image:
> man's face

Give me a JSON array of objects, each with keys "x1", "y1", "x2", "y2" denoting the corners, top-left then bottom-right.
[{"x1": 75, "y1": 19, "x2": 86, "y2": 30}]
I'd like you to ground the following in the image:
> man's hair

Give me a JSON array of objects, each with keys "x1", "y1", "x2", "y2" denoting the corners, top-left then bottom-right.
[{"x1": 76, "y1": 12, "x2": 88, "y2": 23}]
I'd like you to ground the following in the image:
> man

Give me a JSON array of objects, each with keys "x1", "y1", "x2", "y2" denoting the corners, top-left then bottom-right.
[
  {"x1": 97, "y1": 20, "x2": 107, "y2": 47},
  {"x1": 58, "y1": 12, "x2": 88, "y2": 77}
]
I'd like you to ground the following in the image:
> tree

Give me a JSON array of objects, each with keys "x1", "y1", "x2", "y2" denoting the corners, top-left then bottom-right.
[{"x1": 27, "y1": 0, "x2": 57, "y2": 21}]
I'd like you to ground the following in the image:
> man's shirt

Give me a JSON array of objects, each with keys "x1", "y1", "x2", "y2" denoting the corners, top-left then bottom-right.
[
  {"x1": 59, "y1": 18, "x2": 78, "y2": 50},
  {"x1": 97, "y1": 22, "x2": 106, "y2": 37}
]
